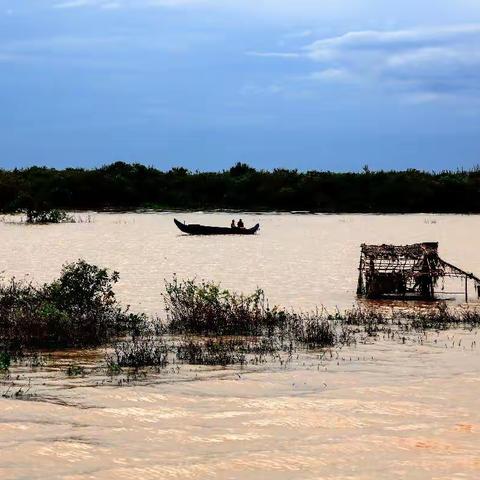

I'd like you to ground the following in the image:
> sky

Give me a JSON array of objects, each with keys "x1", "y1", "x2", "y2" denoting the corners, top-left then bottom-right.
[{"x1": 1, "y1": 0, "x2": 480, "y2": 171}]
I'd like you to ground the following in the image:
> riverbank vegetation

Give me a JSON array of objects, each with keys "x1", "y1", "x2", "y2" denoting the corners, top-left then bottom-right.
[
  {"x1": 1, "y1": 261, "x2": 480, "y2": 376},
  {"x1": 1, "y1": 162, "x2": 480, "y2": 213}
]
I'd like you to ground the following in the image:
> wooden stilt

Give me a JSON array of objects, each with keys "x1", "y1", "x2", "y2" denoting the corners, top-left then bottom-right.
[{"x1": 465, "y1": 275, "x2": 468, "y2": 303}]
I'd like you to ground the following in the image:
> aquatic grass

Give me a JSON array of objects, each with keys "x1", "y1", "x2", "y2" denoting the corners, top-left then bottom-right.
[
  {"x1": 1, "y1": 380, "x2": 33, "y2": 399},
  {"x1": 404, "y1": 304, "x2": 480, "y2": 331},
  {"x1": 295, "y1": 311, "x2": 345, "y2": 348},
  {"x1": 175, "y1": 335, "x2": 295, "y2": 367},
  {"x1": 108, "y1": 337, "x2": 169, "y2": 369},
  {"x1": 327, "y1": 304, "x2": 480, "y2": 336},
  {"x1": 176, "y1": 338, "x2": 247, "y2": 366},
  {"x1": 65, "y1": 364, "x2": 86, "y2": 377}
]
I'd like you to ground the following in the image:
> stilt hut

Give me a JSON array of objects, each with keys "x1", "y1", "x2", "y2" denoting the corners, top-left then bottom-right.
[{"x1": 356, "y1": 242, "x2": 480, "y2": 301}]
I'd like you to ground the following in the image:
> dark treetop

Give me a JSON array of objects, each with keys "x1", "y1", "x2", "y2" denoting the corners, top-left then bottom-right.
[{"x1": 1, "y1": 162, "x2": 479, "y2": 213}]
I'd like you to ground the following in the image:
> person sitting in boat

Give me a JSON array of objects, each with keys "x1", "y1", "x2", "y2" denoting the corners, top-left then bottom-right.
[
  {"x1": 237, "y1": 218, "x2": 245, "y2": 229},
  {"x1": 231, "y1": 219, "x2": 236, "y2": 228}
]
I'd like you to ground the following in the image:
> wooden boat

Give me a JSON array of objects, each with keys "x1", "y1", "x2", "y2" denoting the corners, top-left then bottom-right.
[{"x1": 174, "y1": 218, "x2": 260, "y2": 235}]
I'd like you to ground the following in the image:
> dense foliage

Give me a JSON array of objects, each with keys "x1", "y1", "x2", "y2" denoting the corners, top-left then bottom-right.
[
  {"x1": 163, "y1": 276, "x2": 346, "y2": 346},
  {"x1": 0, "y1": 260, "x2": 144, "y2": 350},
  {"x1": 1, "y1": 162, "x2": 480, "y2": 213}
]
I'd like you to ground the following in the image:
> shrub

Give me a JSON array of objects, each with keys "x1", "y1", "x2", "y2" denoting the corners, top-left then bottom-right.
[
  {"x1": 25, "y1": 209, "x2": 75, "y2": 224},
  {"x1": 163, "y1": 276, "x2": 290, "y2": 336},
  {"x1": 0, "y1": 350, "x2": 11, "y2": 371},
  {"x1": 0, "y1": 260, "x2": 146, "y2": 349},
  {"x1": 162, "y1": 277, "x2": 349, "y2": 352}
]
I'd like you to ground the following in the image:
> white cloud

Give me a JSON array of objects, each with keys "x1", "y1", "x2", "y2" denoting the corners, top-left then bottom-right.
[
  {"x1": 246, "y1": 51, "x2": 301, "y2": 59},
  {"x1": 45, "y1": 0, "x2": 480, "y2": 22},
  {"x1": 54, "y1": 0, "x2": 95, "y2": 8},
  {"x1": 304, "y1": 24, "x2": 480, "y2": 59},
  {"x1": 1, "y1": 35, "x2": 123, "y2": 53},
  {"x1": 241, "y1": 84, "x2": 284, "y2": 96},
  {"x1": 253, "y1": 24, "x2": 480, "y2": 101},
  {"x1": 53, "y1": 0, "x2": 212, "y2": 8},
  {"x1": 307, "y1": 69, "x2": 350, "y2": 81},
  {"x1": 283, "y1": 30, "x2": 313, "y2": 39},
  {"x1": 402, "y1": 92, "x2": 446, "y2": 104}
]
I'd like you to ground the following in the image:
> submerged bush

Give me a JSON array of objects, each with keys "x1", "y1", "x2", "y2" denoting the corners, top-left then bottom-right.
[
  {"x1": 409, "y1": 303, "x2": 480, "y2": 330},
  {"x1": 164, "y1": 276, "x2": 270, "y2": 336},
  {"x1": 25, "y1": 209, "x2": 75, "y2": 224},
  {"x1": 175, "y1": 336, "x2": 295, "y2": 367},
  {"x1": 163, "y1": 276, "x2": 350, "y2": 348},
  {"x1": 0, "y1": 350, "x2": 11, "y2": 371},
  {"x1": 66, "y1": 364, "x2": 86, "y2": 376},
  {"x1": 0, "y1": 260, "x2": 145, "y2": 349},
  {"x1": 108, "y1": 337, "x2": 168, "y2": 368},
  {"x1": 163, "y1": 276, "x2": 307, "y2": 337},
  {"x1": 176, "y1": 338, "x2": 247, "y2": 366},
  {"x1": 160, "y1": 275, "x2": 351, "y2": 363}
]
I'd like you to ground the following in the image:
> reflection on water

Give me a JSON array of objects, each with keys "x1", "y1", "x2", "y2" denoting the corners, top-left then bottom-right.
[{"x1": 1, "y1": 213, "x2": 480, "y2": 479}]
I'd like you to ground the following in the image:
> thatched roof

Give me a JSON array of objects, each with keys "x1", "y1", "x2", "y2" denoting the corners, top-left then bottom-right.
[
  {"x1": 359, "y1": 242, "x2": 480, "y2": 283},
  {"x1": 360, "y1": 242, "x2": 438, "y2": 260}
]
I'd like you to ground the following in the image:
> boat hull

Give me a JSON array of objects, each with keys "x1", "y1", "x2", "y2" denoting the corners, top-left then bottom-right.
[{"x1": 174, "y1": 218, "x2": 259, "y2": 235}]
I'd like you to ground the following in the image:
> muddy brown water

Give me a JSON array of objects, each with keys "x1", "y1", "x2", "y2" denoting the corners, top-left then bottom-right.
[
  {"x1": 1, "y1": 212, "x2": 479, "y2": 312},
  {"x1": 1, "y1": 213, "x2": 479, "y2": 479}
]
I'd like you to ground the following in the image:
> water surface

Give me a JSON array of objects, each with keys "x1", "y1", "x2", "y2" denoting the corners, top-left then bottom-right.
[
  {"x1": 1, "y1": 212, "x2": 479, "y2": 312},
  {"x1": 1, "y1": 213, "x2": 479, "y2": 479}
]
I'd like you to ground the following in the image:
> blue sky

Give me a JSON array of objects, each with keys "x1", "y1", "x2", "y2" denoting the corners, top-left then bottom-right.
[{"x1": 1, "y1": 0, "x2": 480, "y2": 171}]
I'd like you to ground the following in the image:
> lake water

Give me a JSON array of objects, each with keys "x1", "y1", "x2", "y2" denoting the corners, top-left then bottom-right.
[
  {"x1": 1, "y1": 212, "x2": 480, "y2": 313},
  {"x1": 1, "y1": 213, "x2": 480, "y2": 479}
]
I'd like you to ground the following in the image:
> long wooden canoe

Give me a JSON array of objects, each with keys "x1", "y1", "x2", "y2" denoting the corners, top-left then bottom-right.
[{"x1": 174, "y1": 218, "x2": 260, "y2": 235}]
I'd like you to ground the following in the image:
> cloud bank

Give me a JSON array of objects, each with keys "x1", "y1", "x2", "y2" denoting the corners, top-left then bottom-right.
[{"x1": 253, "y1": 24, "x2": 480, "y2": 101}]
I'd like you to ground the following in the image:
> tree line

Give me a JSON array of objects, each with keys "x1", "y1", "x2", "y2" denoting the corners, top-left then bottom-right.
[{"x1": 0, "y1": 161, "x2": 479, "y2": 213}]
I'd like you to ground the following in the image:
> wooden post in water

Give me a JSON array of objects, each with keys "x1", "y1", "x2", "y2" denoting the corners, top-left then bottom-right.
[{"x1": 465, "y1": 275, "x2": 468, "y2": 303}]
